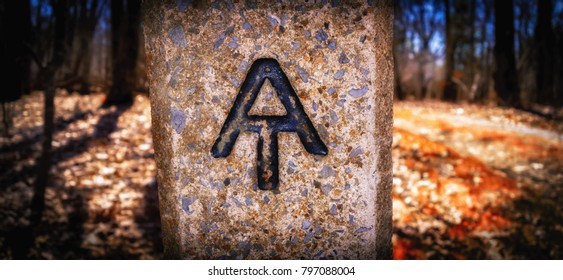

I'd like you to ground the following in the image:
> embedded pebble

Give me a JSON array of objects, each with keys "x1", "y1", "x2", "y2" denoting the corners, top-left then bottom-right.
[
  {"x1": 168, "y1": 24, "x2": 187, "y2": 48},
  {"x1": 212, "y1": 26, "x2": 235, "y2": 50},
  {"x1": 296, "y1": 66, "x2": 309, "y2": 83},
  {"x1": 315, "y1": 29, "x2": 328, "y2": 42},
  {"x1": 330, "y1": 110, "x2": 339, "y2": 124},
  {"x1": 181, "y1": 196, "x2": 197, "y2": 214},
  {"x1": 328, "y1": 40, "x2": 336, "y2": 50},
  {"x1": 355, "y1": 227, "x2": 371, "y2": 234},
  {"x1": 228, "y1": 41, "x2": 239, "y2": 49},
  {"x1": 329, "y1": 204, "x2": 338, "y2": 215},
  {"x1": 349, "y1": 146, "x2": 363, "y2": 157},
  {"x1": 334, "y1": 69, "x2": 345, "y2": 80},
  {"x1": 320, "y1": 165, "x2": 335, "y2": 178},
  {"x1": 321, "y1": 184, "x2": 333, "y2": 195},
  {"x1": 170, "y1": 107, "x2": 186, "y2": 134},
  {"x1": 348, "y1": 85, "x2": 369, "y2": 98},
  {"x1": 338, "y1": 51, "x2": 350, "y2": 64},
  {"x1": 245, "y1": 196, "x2": 253, "y2": 206},
  {"x1": 230, "y1": 196, "x2": 242, "y2": 207},
  {"x1": 268, "y1": 15, "x2": 279, "y2": 26}
]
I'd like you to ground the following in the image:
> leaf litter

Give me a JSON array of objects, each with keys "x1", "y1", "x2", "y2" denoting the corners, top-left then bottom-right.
[{"x1": 1, "y1": 94, "x2": 561, "y2": 259}]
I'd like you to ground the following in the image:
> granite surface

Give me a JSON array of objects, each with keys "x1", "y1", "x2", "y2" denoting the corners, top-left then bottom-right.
[{"x1": 143, "y1": 0, "x2": 393, "y2": 259}]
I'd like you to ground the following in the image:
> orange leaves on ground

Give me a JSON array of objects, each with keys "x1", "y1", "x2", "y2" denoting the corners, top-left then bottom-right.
[
  {"x1": 393, "y1": 238, "x2": 424, "y2": 260},
  {"x1": 393, "y1": 127, "x2": 519, "y2": 257},
  {"x1": 453, "y1": 155, "x2": 517, "y2": 194},
  {"x1": 395, "y1": 127, "x2": 450, "y2": 157},
  {"x1": 394, "y1": 107, "x2": 562, "y2": 160},
  {"x1": 448, "y1": 213, "x2": 514, "y2": 242},
  {"x1": 396, "y1": 125, "x2": 518, "y2": 202},
  {"x1": 393, "y1": 102, "x2": 562, "y2": 259}
]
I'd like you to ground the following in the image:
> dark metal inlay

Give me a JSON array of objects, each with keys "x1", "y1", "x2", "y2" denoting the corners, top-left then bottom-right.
[{"x1": 211, "y1": 58, "x2": 328, "y2": 191}]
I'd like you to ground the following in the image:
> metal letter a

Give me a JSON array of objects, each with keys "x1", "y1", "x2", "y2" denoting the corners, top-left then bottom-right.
[{"x1": 211, "y1": 58, "x2": 328, "y2": 191}]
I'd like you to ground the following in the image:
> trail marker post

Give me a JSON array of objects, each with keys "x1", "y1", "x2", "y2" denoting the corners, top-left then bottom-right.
[{"x1": 143, "y1": 0, "x2": 393, "y2": 259}]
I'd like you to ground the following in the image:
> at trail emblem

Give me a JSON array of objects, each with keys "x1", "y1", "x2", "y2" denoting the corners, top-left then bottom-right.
[{"x1": 211, "y1": 58, "x2": 328, "y2": 191}]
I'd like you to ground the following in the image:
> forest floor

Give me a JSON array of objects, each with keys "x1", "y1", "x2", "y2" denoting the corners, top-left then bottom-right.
[{"x1": 0, "y1": 92, "x2": 561, "y2": 259}]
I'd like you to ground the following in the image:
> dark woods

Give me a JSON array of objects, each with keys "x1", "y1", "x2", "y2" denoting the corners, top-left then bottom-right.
[
  {"x1": 0, "y1": 0, "x2": 143, "y2": 106},
  {"x1": 0, "y1": 0, "x2": 143, "y2": 258},
  {"x1": 105, "y1": 0, "x2": 141, "y2": 107},
  {"x1": 2, "y1": 0, "x2": 561, "y2": 120},
  {"x1": 394, "y1": 0, "x2": 562, "y2": 110}
]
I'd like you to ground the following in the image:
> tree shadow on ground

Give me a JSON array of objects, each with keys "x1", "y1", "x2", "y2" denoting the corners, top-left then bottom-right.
[
  {"x1": 53, "y1": 104, "x2": 131, "y2": 163},
  {"x1": 0, "y1": 103, "x2": 133, "y2": 259},
  {"x1": 133, "y1": 178, "x2": 163, "y2": 257},
  {"x1": 0, "y1": 110, "x2": 92, "y2": 188}
]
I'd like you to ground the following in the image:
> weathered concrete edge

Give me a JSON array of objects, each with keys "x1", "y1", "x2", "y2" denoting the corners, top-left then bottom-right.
[
  {"x1": 373, "y1": 0, "x2": 394, "y2": 260},
  {"x1": 142, "y1": 0, "x2": 182, "y2": 259}
]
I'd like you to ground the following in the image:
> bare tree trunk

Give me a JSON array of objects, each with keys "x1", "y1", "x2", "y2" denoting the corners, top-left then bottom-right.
[
  {"x1": 418, "y1": 58, "x2": 426, "y2": 99},
  {"x1": 31, "y1": 0, "x2": 68, "y2": 227},
  {"x1": 30, "y1": 76, "x2": 55, "y2": 225},
  {"x1": 1, "y1": 0, "x2": 32, "y2": 103},
  {"x1": 443, "y1": 0, "x2": 457, "y2": 101},
  {"x1": 1, "y1": 102, "x2": 12, "y2": 136},
  {"x1": 393, "y1": 49, "x2": 405, "y2": 100},
  {"x1": 5, "y1": 0, "x2": 71, "y2": 259},
  {"x1": 477, "y1": 0, "x2": 493, "y2": 104},
  {"x1": 493, "y1": 0, "x2": 521, "y2": 107},
  {"x1": 70, "y1": 24, "x2": 96, "y2": 93},
  {"x1": 467, "y1": 0, "x2": 476, "y2": 101},
  {"x1": 393, "y1": 0, "x2": 406, "y2": 100},
  {"x1": 556, "y1": 22, "x2": 563, "y2": 108},
  {"x1": 103, "y1": 0, "x2": 140, "y2": 107},
  {"x1": 535, "y1": 0, "x2": 555, "y2": 106},
  {"x1": 67, "y1": 0, "x2": 106, "y2": 94}
]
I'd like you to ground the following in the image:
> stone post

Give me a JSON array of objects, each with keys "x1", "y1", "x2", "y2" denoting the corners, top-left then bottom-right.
[{"x1": 143, "y1": 0, "x2": 393, "y2": 259}]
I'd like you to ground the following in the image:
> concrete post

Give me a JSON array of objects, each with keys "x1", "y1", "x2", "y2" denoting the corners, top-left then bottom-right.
[{"x1": 143, "y1": 0, "x2": 393, "y2": 259}]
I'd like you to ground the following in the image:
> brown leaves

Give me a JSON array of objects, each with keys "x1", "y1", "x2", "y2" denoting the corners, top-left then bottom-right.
[
  {"x1": 0, "y1": 92, "x2": 161, "y2": 259},
  {"x1": 392, "y1": 101, "x2": 562, "y2": 259},
  {"x1": 1, "y1": 94, "x2": 561, "y2": 259}
]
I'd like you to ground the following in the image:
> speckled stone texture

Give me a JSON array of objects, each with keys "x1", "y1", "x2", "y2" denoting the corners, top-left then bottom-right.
[{"x1": 143, "y1": 0, "x2": 393, "y2": 259}]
